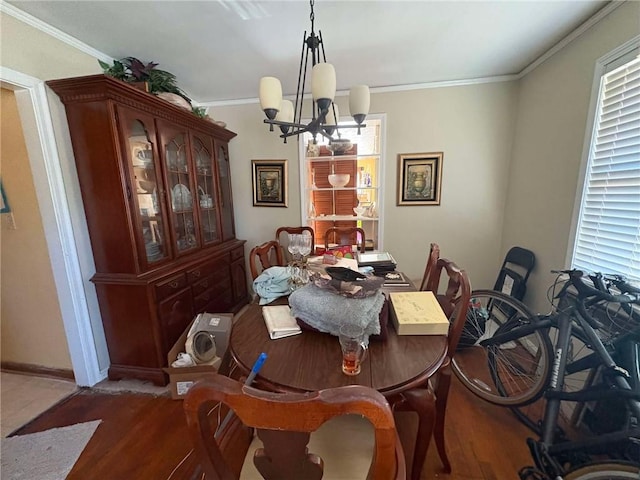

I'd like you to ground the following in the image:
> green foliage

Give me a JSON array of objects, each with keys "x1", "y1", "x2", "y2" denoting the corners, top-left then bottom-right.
[
  {"x1": 192, "y1": 106, "x2": 208, "y2": 118},
  {"x1": 98, "y1": 57, "x2": 191, "y2": 104},
  {"x1": 98, "y1": 59, "x2": 127, "y2": 81}
]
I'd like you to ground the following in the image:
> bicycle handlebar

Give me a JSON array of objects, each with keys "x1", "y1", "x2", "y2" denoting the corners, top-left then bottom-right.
[{"x1": 550, "y1": 269, "x2": 640, "y2": 304}]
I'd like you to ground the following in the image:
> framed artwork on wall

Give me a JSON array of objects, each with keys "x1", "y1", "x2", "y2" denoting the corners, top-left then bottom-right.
[
  {"x1": 0, "y1": 180, "x2": 10, "y2": 213},
  {"x1": 252, "y1": 159, "x2": 288, "y2": 207},
  {"x1": 397, "y1": 152, "x2": 443, "y2": 206}
]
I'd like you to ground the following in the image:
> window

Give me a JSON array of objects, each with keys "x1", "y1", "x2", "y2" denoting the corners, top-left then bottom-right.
[
  {"x1": 571, "y1": 48, "x2": 640, "y2": 282},
  {"x1": 299, "y1": 114, "x2": 385, "y2": 251}
]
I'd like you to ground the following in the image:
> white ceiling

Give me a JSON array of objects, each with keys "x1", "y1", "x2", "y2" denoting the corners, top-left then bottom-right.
[{"x1": 6, "y1": 0, "x2": 610, "y2": 104}]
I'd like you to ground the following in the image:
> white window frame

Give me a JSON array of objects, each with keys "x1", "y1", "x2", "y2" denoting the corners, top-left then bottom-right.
[
  {"x1": 567, "y1": 36, "x2": 640, "y2": 282},
  {"x1": 298, "y1": 113, "x2": 387, "y2": 251}
]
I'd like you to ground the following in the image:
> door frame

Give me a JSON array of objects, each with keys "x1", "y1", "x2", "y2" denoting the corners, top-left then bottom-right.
[{"x1": 1, "y1": 66, "x2": 105, "y2": 386}]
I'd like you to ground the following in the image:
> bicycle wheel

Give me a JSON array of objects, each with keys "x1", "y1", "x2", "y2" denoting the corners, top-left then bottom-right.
[
  {"x1": 452, "y1": 289, "x2": 553, "y2": 406},
  {"x1": 563, "y1": 461, "x2": 639, "y2": 479}
]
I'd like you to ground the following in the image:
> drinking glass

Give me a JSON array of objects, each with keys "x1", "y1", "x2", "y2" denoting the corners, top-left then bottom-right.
[
  {"x1": 287, "y1": 234, "x2": 302, "y2": 288},
  {"x1": 338, "y1": 324, "x2": 368, "y2": 376},
  {"x1": 298, "y1": 234, "x2": 312, "y2": 258},
  {"x1": 287, "y1": 233, "x2": 301, "y2": 261}
]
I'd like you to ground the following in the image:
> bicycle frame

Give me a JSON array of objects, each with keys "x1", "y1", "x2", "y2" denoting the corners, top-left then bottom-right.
[
  {"x1": 482, "y1": 292, "x2": 640, "y2": 477},
  {"x1": 533, "y1": 301, "x2": 640, "y2": 477}
]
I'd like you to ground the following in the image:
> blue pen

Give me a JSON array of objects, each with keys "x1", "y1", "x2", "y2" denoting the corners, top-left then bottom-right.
[{"x1": 215, "y1": 352, "x2": 267, "y2": 437}]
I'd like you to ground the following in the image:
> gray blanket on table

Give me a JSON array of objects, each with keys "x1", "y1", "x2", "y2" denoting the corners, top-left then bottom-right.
[{"x1": 289, "y1": 284, "x2": 385, "y2": 343}]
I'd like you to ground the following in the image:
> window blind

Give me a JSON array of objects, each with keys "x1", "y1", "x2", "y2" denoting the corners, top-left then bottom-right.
[{"x1": 572, "y1": 56, "x2": 640, "y2": 282}]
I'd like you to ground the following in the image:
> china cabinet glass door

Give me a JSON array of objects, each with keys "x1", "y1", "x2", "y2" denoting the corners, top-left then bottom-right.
[
  {"x1": 216, "y1": 142, "x2": 236, "y2": 241},
  {"x1": 162, "y1": 126, "x2": 199, "y2": 255},
  {"x1": 121, "y1": 111, "x2": 169, "y2": 266},
  {"x1": 191, "y1": 134, "x2": 220, "y2": 245}
]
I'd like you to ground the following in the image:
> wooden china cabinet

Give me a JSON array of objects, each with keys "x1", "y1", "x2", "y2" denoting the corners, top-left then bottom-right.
[{"x1": 48, "y1": 75, "x2": 249, "y2": 385}]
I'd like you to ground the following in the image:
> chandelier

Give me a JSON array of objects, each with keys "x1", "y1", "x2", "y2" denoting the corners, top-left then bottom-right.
[{"x1": 259, "y1": 0, "x2": 370, "y2": 144}]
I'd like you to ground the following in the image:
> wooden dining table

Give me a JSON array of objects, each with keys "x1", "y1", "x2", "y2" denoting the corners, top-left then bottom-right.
[
  {"x1": 226, "y1": 282, "x2": 449, "y2": 479},
  {"x1": 229, "y1": 295, "x2": 448, "y2": 397}
]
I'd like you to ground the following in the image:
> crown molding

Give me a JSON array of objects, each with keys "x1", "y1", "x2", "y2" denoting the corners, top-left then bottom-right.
[
  {"x1": 3, "y1": 0, "x2": 627, "y2": 106},
  {"x1": 0, "y1": 0, "x2": 112, "y2": 63},
  {"x1": 517, "y1": 1, "x2": 624, "y2": 78},
  {"x1": 197, "y1": 73, "x2": 520, "y2": 108}
]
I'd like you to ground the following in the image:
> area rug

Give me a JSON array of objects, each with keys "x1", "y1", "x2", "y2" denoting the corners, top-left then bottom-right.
[
  {"x1": 1, "y1": 420, "x2": 101, "y2": 479},
  {"x1": 88, "y1": 378, "x2": 169, "y2": 397}
]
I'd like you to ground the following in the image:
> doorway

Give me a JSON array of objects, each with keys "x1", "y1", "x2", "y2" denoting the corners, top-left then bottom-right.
[{"x1": 0, "y1": 68, "x2": 105, "y2": 386}]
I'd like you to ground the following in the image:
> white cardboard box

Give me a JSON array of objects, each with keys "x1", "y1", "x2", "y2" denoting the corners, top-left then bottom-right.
[{"x1": 389, "y1": 291, "x2": 449, "y2": 335}]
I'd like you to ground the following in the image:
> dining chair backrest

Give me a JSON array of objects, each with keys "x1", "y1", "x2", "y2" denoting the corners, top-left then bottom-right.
[
  {"x1": 184, "y1": 373, "x2": 406, "y2": 480},
  {"x1": 428, "y1": 258, "x2": 472, "y2": 355},
  {"x1": 493, "y1": 246, "x2": 535, "y2": 301},
  {"x1": 419, "y1": 242, "x2": 440, "y2": 291},
  {"x1": 249, "y1": 240, "x2": 284, "y2": 280},
  {"x1": 389, "y1": 257, "x2": 471, "y2": 478},
  {"x1": 276, "y1": 226, "x2": 315, "y2": 262},
  {"x1": 324, "y1": 227, "x2": 366, "y2": 253}
]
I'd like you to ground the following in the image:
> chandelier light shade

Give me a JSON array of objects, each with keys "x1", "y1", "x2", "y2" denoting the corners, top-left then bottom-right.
[
  {"x1": 259, "y1": 0, "x2": 370, "y2": 143},
  {"x1": 349, "y1": 85, "x2": 370, "y2": 125},
  {"x1": 324, "y1": 103, "x2": 338, "y2": 137},
  {"x1": 275, "y1": 99, "x2": 294, "y2": 135},
  {"x1": 311, "y1": 63, "x2": 336, "y2": 106},
  {"x1": 276, "y1": 100, "x2": 294, "y2": 123}
]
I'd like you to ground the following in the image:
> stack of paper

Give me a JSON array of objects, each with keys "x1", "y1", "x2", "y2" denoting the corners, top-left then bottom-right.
[
  {"x1": 262, "y1": 305, "x2": 302, "y2": 339},
  {"x1": 389, "y1": 291, "x2": 449, "y2": 335}
]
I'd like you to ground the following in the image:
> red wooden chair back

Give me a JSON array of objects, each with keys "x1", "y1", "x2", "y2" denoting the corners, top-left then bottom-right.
[
  {"x1": 419, "y1": 242, "x2": 440, "y2": 291},
  {"x1": 184, "y1": 373, "x2": 406, "y2": 480},
  {"x1": 249, "y1": 241, "x2": 284, "y2": 280},
  {"x1": 323, "y1": 227, "x2": 366, "y2": 253}
]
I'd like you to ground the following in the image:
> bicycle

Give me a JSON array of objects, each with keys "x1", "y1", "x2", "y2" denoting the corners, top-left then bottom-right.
[{"x1": 451, "y1": 269, "x2": 640, "y2": 479}]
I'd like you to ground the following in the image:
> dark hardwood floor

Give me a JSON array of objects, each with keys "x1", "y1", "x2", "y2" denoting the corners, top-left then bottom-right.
[{"x1": 12, "y1": 375, "x2": 535, "y2": 479}]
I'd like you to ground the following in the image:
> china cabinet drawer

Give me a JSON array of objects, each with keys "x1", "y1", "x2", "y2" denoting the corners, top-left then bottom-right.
[
  {"x1": 187, "y1": 258, "x2": 228, "y2": 283},
  {"x1": 198, "y1": 288, "x2": 233, "y2": 313},
  {"x1": 230, "y1": 246, "x2": 244, "y2": 261},
  {"x1": 191, "y1": 274, "x2": 215, "y2": 296},
  {"x1": 155, "y1": 274, "x2": 187, "y2": 300},
  {"x1": 193, "y1": 288, "x2": 231, "y2": 313}
]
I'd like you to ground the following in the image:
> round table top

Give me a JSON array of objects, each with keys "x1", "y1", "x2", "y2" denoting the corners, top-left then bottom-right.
[{"x1": 229, "y1": 302, "x2": 448, "y2": 396}]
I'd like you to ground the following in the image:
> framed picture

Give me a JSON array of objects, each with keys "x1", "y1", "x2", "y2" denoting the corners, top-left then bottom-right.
[
  {"x1": 397, "y1": 152, "x2": 443, "y2": 206},
  {"x1": 252, "y1": 159, "x2": 288, "y2": 207},
  {"x1": 0, "y1": 181, "x2": 10, "y2": 213}
]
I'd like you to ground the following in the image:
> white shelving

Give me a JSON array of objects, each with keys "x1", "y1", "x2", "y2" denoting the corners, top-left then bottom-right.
[{"x1": 298, "y1": 114, "x2": 386, "y2": 251}]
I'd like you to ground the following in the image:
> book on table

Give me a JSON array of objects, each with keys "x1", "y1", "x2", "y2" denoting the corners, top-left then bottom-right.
[
  {"x1": 356, "y1": 251, "x2": 397, "y2": 268},
  {"x1": 389, "y1": 291, "x2": 449, "y2": 335},
  {"x1": 382, "y1": 271, "x2": 411, "y2": 287},
  {"x1": 262, "y1": 305, "x2": 302, "y2": 340}
]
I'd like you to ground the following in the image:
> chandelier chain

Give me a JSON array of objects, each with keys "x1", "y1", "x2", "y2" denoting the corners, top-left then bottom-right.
[{"x1": 259, "y1": 0, "x2": 369, "y2": 142}]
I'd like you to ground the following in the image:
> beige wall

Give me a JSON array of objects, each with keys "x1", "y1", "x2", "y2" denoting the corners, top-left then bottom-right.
[
  {"x1": 1, "y1": 88, "x2": 72, "y2": 369},
  {"x1": 502, "y1": 1, "x2": 640, "y2": 314},
  {"x1": 215, "y1": 81, "x2": 519, "y2": 290},
  {"x1": 1, "y1": 13, "x2": 100, "y2": 80},
  {"x1": 1, "y1": 11, "x2": 106, "y2": 371}
]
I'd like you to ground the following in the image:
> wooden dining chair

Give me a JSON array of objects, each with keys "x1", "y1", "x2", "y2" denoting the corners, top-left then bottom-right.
[
  {"x1": 249, "y1": 240, "x2": 284, "y2": 280},
  {"x1": 323, "y1": 227, "x2": 366, "y2": 253},
  {"x1": 275, "y1": 226, "x2": 315, "y2": 262},
  {"x1": 184, "y1": 373, "x2": 407, "y2": 480},
  {"x1": 419, "y1": 242, "x2": 440, "y2": 291},
  {"x1": 391, "y1": 258, "x2": 471, "y2": 480}
]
